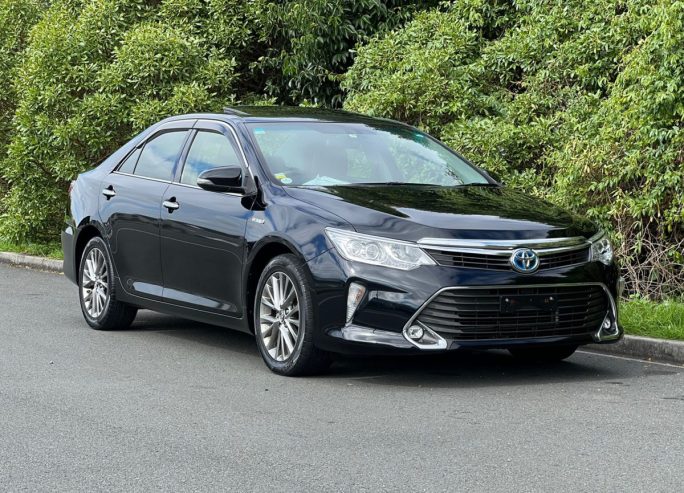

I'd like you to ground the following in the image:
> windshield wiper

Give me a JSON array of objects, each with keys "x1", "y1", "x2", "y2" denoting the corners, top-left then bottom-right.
[
  {"x1": 353, "y1": 182, "x2": 437, "y2": 186},
  {"x1": 459, "y1": 183, "x2": 501, "y2": 187}
]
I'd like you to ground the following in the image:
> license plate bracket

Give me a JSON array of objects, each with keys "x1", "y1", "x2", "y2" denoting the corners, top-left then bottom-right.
[{"x1": 500, "y1": 294, "x2": 558, "y2": 313}]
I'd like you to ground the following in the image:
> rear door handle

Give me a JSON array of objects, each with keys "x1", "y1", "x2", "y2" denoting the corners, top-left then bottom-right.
[
  {"x1": 163, "y1": 198, "x2": 180, "y2": 212},
  {"x1": 102, "y1": 186, "x2": 116, "y2": 199}
]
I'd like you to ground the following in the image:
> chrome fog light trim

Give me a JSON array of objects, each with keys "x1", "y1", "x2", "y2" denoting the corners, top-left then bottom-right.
[
  {"x1": 340, "y1": 325, "x2": 413, "y2": 349},
  {"x1": 403, "y1": 322, "x2": 447, "y2": 350},
  {"x1": 594, "y1": 311, "x2": 621, "y2": 342}
]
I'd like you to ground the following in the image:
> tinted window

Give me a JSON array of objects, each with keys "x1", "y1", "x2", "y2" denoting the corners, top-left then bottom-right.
[
  {"x1": 248, "y1": 123, "x2": 488, "y2": 187},
  {"x1": 118, "y1": 148, "x2": 141, "y2": 174},
  {"x1": 181, "y1": 131, "x2": 241, "y2": 185},
  {"x1": 134, "y1": 131, "x2": 189, "y2": 181}
]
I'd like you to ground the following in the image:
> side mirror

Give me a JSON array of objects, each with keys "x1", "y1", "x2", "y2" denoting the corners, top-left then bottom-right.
[{"x1": 197, "y1": 165, "x2": 244, "y2": 193}]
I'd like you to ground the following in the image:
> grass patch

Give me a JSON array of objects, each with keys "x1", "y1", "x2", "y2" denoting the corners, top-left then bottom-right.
[
  {"x1": 621, "y1": 299, "x2": 684, "y2": 341},
  {"x1": 0, "y1": 238, "x2": 63, "y2": 259}
]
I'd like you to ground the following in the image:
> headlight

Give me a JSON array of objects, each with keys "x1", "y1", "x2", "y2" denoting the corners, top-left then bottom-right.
[
  {"x1": 590, "y1": 232, "x2": 614, "y2": 265},
  {"x1": 325, "y1": 228, "x2": 436, "y2": 270}
]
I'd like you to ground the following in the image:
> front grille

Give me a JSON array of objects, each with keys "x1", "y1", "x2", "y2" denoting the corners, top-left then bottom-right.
[
  {"x1": 427, "y1": 247, "x2": 590, "y2": 271},
  {"x1": 416, "y1": 285, "x2": 608, "y2": 340}
]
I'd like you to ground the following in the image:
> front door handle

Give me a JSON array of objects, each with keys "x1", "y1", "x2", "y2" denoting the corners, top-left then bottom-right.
[
  {"x1": 102, "y1": 186, "x2": 116, "y2": 199},
  {"x1": 163, "y1": 198, "x2": 180, "y2": 212}
]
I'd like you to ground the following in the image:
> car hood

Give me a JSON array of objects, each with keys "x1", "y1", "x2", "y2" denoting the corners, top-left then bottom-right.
[{"x1": 284, "y1": 185, "x2": 598, "y2": 242}]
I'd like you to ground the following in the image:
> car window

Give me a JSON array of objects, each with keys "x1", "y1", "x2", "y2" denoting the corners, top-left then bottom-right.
[
  {"x1": 118, "y1": 148, "x2": 141, "y2": 174},
  {"x1": 134, "y1": 131, "x2": 189, "y2": 181},
  {"x1": 247, "y1": 123, "x2": 488, "y2": 187},
  {"x1": 181, "y1": 131, "x2": 241, "y2": 186}
]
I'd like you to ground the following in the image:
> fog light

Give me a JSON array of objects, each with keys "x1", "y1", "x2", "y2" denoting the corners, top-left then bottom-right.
[
  {"x1": 346, "y1": 283, "x2": 366, "y2": 323},
  {"x1": 601, "y1": 314, "x2": 619, "y2": 336},
  {"x1": 406, "y1": 325, "x2": 424, "y2": 341}
]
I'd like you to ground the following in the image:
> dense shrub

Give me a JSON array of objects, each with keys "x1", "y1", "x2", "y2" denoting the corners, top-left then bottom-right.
[
  {"x1": 0, "y1": 0, "x2": 236, "y2": 241},
  {"x1": 344, "y1": 0, "x2": 684, "y2": 298},
  {"x1": 0, "y1": 0, "x2": 43, "y2": 200},
  {"x1": 0, "y1": 0, "x2": 427, "y2": 242}
]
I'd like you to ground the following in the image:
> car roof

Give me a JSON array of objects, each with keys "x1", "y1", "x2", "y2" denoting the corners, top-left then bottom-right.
[{"x1": 163, "y1": 106, "x2": 408, "y2": 126}]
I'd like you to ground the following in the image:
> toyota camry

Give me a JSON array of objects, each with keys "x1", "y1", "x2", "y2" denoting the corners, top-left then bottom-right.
[{"x1": 62, "y1": 107, "x2": 623, "y2": 375}]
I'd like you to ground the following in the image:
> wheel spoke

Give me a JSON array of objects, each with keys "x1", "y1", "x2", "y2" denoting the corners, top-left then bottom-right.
[
  {"x1": 281, "y1": 325, "x2": 295, "y2": 354},
  {"x1": 275, "y1": 331, "x2": 282, "y2": 360},
  {"x1": 261, "y1": 320, "x2": 277, "y2": 337},
  {"x1": 271, "y1": 276, "x2": 281, "y2": 308},
  {"x1": 264, "y1": 330, "x2": 277, "y2": 350},
  {"x1": 261, "y1": 296, "x2": 277, "y2": 311},
  {"x1": 282, "y1": 286, "x2": 295, "y2": 310},
  {"x1": 278, "y1": 274, "x2": 287, "y2": 306},
  {"x1": 85, "y1": 258, "x2": 95, "y2": 280},
  {"x1": 284, "y1": 320, "x2": 298, "y2": 340}
]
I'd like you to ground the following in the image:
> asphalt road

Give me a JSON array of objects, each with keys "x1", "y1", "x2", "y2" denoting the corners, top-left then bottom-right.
[{"x1": 1, "y1": 263, "x2": 683, "y2": 492}]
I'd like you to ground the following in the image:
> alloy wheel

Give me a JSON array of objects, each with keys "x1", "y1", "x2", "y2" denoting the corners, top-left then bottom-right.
[
  {"x1": 81, "y1": 248, "x2": 109, "y2": 318},
  {"x1": 259, "y1": 272, "x2": 301, "y2": 362}
]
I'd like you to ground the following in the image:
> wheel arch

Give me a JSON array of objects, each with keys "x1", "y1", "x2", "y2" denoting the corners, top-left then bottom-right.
[
  {"x1": 74, "y1": 223, "x2": 105, "y2": 275},
  {"x1": 245, "y1": 237, "x2": 307, "y2": 333}
]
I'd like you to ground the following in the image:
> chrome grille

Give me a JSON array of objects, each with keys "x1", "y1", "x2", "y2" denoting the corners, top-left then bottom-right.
[
  {"x1": 427, "y1": 246, "x2": 590, "y2": 271},
  {"x1": 416, "y1": 285, "x2": 608, "y2": 340}
]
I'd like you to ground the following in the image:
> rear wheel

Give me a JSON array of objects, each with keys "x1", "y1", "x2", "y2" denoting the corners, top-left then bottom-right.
[
  {"x1": 78, "y1": 237, "x2": 137, "y2": 330},
  {"x1": 508, "y1": 345, "x2": 578, "y2": 362},
  {"x1": 254, "y1": 254, "x2": 330, "y2": 376}
]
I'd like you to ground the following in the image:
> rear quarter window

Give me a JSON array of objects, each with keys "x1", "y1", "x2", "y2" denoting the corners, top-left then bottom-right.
[
  {"x1": 134, "y1": 131, "x2": 189, "y2": 181},
  {"x1": 117, "y1": 148, "x2": 141, "y2": 174}
]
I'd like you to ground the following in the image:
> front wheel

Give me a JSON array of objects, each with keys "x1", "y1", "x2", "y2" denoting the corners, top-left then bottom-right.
[
  {"x1": 254, "y1": 254, "x2": 330, "y2": 376},
  {"x1": 508, "y1": 345, "x2": 578, "y2": 362},
  {"x1": 78, "y1": 237, "x2": 137, "y2": 330}
]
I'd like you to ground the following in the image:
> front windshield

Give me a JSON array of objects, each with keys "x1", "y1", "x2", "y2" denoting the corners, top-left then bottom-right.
[{"x1": 247, "y1": 122, "x2": 490, "y2": 187}]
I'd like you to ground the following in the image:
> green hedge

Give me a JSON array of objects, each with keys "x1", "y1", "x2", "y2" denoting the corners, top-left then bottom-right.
[{"x1": 0, "y1": 0, "x2": 43, "y2": 202}]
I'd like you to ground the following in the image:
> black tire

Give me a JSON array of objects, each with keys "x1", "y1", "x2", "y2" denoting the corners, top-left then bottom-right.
[
  {"x1": 253, "y1": 254, "x2": 330, "y2": 376},
  {"x1": 78, "y1": 237, "x2": 137, "y2": 330},
  {"x1": 508, "y1": 345, "x2": 578, "y2": 362}
]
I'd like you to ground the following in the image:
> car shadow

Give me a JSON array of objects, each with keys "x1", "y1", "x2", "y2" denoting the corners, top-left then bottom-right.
[{"x1": 128, "y1": 311, "x2": 637, "y2": 388}]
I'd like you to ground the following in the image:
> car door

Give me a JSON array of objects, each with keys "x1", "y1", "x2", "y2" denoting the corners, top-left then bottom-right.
[
  {"x1": 160, "y1": 121, "x2": 252, "y2": 316},
  {"x1": 100, "y1": 121, "x2": 193, "y2": 299}
]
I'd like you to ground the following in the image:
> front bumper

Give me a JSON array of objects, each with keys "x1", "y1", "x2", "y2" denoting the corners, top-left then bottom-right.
[{"x1": 307, "y1": 249, "x2": 623, "y2": 355}]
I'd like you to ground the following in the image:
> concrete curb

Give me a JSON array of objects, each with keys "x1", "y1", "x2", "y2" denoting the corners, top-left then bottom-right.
[
  {"x1": 0, "y1": 252, "x2": 63, "y2": 273},
  {"x1": 588, "y1": 335, "x2": 684, "y2": 366}
]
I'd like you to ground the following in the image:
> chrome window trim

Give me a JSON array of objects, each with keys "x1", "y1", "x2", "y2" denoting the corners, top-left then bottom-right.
[
  {"x1": 111, "y1": 171, "x2": 246, "y2": 198},
  {"x1": 402, "y1": 282, "x2": 618, "y2": 345},
  {"x1": 111, "y1": 171, "x2": 171, "y2": 184}
]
